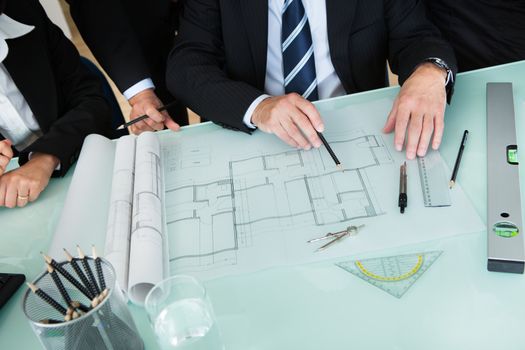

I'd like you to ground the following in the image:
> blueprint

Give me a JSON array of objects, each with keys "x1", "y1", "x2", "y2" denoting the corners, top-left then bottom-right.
[{"x1": 158, "y1": 98, "x2": 485, "y2": 280}]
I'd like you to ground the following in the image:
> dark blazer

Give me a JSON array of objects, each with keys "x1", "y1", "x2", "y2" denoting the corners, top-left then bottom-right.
[
  {"x1": 425, "y1": 0, "x2": 525, "y2": 72},
  {"x1": 1, "y1": 0, "x2": 111, "y2": 176},
  {"x1": 167, "y1": 0, "x2": 457, "y2": 133},
  {"x1": 67, "y1": 0, "x2": 188, "y2": 125}
]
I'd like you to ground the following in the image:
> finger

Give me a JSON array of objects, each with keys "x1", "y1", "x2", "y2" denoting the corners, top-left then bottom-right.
[
  {"x1": 130, "y1": 120, "x2": 155, "y2": 134},
  {"x1": 280, "y1": 117, "x2": 310, "y2": 150},
  {"x1": 0, "y1": 140, "x2": 13, "y2": 158},
  {"x1": 272, "y1": 123, "x2": 299, "y2": 148},
  {"x1": 144, "y1": 117, "x2": 165, "y2": 131},
  {"x1": 432, "y1": 109, "x2": 445, "y2": 150},
  {"x1": 417, "y1": 114, "x2": 435, "y2": 157},
  {"x1": 393, "y1": 104, "x2": 411, "y2": 152},
  {"x1": 5, "y1": 181, "x2": 18, "y2": 208},
  {"x1": 16, "y1": 182, "x2": 30, "y2": 208},
  {"x1": 29, "y1": 182, "x2": 42, "y2": 202},
  {"x1": 295, "y1": 97, "x2": 324, "y2": 132},
  {"x1": 0, "y1": 155, "x2": 9, "y2": 176},
  {"x1": 143, "y1": 105, "x2": 166, "y2": 124},
  {"x1": 290, "y1": 111, "x2": 322, "y2": 148},
  {"x1": 0, "y1": 180, "x2": 6, "y2": 206},
  {"x1": 383, "y1": 98, "x2": 399, "y2": 133},
  {"x1": 164, "y1": 116, "x2": 181, "y2": 132},
  {"x1": 405, "y1": 112, "x2": 424, "y2": 160}
]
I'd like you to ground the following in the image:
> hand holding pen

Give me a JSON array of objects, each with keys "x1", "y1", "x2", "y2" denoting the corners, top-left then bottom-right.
[{"x1": 122, "y1": 90, "x2": 179, "y2": 133}]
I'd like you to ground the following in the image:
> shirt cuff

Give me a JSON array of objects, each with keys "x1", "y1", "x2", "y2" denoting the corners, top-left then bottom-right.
[
  {"x1": 123, "y1": 78, "x2": 155, "y2": 100},
  {"x1": 243, "y1": 94, "x2": 271, "y2": 129}
]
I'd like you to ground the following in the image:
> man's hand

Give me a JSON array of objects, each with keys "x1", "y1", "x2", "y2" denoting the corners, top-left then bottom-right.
[
  {"x1": 0, "y1": 153, "x2": 59, "y2": 208},
  {"x1": 383, "y1": 63, "x2": 448, "y2": 159},
  {"x1": 0, "y1": 139, "x2": 13, "y2": 177},
  {"x1": 128, "y1": 88, "x2": 180, "y2": 134},
  {"x1": 251, "y1": 93, "x2": 324, "y2": 150}
]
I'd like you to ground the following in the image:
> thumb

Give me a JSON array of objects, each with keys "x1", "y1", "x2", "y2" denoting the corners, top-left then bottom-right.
[{"x1": 164, "y1": 116, "x2": 181, "y2": 132}]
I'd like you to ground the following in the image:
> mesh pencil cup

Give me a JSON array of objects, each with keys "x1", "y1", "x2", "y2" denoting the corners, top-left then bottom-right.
[{"x1": 22, "y1": 258, "x2": 144, "y2": 350}]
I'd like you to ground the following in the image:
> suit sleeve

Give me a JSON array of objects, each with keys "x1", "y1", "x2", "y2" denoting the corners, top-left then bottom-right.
[
  {"x1": 385, "y1": 0, "x2": 457, "y2": 86},
  {"x1": 66, "y1": 0, "x2": 151, "y2": 94},
  {"x1": 18, "y1": 6, "x2": 111, "y2": 176},
  {"x1": 166, "y1": 0, "x2": 261, "y2": 133}
]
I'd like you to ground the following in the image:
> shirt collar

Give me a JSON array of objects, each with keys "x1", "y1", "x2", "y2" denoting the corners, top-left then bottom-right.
[{"x1": 0, "y1": 13, "x2": 34, "y2": 63}]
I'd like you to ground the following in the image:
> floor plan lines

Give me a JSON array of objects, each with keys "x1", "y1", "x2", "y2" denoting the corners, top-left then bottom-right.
[{"x1": 163, "y1": 133, "x2": 392, "y2": 273}]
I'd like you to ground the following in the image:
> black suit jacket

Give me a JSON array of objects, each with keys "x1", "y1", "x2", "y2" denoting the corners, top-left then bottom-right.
[
  {"x1": 425, "y1": 0, "x2": 525, "y2": 72},
  {"x1": 1, "y1": 0, "x2": 111, "y2": 176},
  {"x1": 167, "y1": 0, "x2": 457, "y2": 133},
  {"x1": 67, "y1": 0, "x2": 188, "y2": 125}
]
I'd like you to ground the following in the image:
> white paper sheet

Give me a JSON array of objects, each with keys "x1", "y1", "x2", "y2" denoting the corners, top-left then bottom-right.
[
  {"x1": 158, "y1": 98, "x2": 486, "y2": 281},
  {"x1": 127, "y1": 132, "x2": 166, "y2": 304},
  {"x1": 49, "y1": 134, "x2": 116, "y2": 258},
  {"x1": 104, "y1": 135, "x2": 136, "y2": 296}
]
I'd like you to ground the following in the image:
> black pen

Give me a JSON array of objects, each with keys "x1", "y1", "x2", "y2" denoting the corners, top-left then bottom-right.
[
  {"x1": 317, "y1": 132, "x2": 343, "y2": 170},
  {"x1": 116, "y1": 100, "x2": 177, "y2": 130},
  {"x1": 449, "y1": 130, "x2": 469, "y2": 189},
  {"x1": 399, "y1": 162, "x2": 407, "y2": 213}
]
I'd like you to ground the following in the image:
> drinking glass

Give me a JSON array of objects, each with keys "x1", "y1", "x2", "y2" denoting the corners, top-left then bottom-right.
[{"x1": 145, "y1": 275, "x2": 224, "y2": 350}]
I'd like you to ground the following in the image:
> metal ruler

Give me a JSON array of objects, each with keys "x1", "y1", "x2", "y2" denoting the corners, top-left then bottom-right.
[
  {"x1": 417, "y1": 150, "x2": 451, "y2": 207},
  {"x1": 486, "y1": 83, "x2": 524, "y2": 274}
]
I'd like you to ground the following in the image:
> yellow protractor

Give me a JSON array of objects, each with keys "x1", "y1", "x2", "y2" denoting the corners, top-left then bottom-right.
[{"x1": 355, "y1": 255, "x2": 423, "y2": 282}]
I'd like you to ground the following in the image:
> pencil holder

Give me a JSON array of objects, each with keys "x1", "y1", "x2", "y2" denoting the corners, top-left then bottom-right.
[{"x1": 22, "y1": 258, "x2": 144, "y2": 350}]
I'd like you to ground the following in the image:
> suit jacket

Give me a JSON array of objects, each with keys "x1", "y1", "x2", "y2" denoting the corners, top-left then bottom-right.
[
  {"x1": 67, "y1": 0, "x2": 188, "y2": 125},
  {"x1": 167, "y1": 0, "x2": 457, "y2": 133},
  {"x1": 425, "y1": 0, "x2": 525, "y2": 72},
  {"x1": 1, "y1": 0, "x2": 111, "y2": 176}
]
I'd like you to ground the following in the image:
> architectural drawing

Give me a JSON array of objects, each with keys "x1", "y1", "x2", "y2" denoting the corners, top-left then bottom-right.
[{"x1": 164, "y1": 133, "x2": 392, "y2": 272}]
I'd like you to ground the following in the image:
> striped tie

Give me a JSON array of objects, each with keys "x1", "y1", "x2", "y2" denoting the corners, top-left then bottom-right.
[{"x1": 281, "y1": 0, "x2": 318, "y2": 101}]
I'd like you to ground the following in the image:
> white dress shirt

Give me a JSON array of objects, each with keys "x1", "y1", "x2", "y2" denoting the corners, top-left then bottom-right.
[
  {"x1": 243, "y1": 0, "x2": 345, "y2": 128},
  {"x1": 0, "y1": 14, "x2": 43, "y2": 151}
]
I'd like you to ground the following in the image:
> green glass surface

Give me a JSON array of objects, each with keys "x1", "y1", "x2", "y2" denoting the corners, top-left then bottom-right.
[{"x1": 1, "y1": 61, "x2": 525, "y2": 350}]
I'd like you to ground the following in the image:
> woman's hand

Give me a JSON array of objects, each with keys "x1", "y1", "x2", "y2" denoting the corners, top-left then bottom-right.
[{"x1": 0, "y1": 153, "x2": 59, "y2": 208}]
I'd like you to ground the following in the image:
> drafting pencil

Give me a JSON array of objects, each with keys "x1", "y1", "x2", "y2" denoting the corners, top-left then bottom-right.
[
  {"x1": 63, "y1": 249, "x2": 96, "y2": 299},
  {"x1": 317, "y1": 132, "x2": 342, "y2": 170},
  {"x1": 77, "y1": 245, "x2": 101, "y2": 295},
  {"x1": 27, "y1": 283, "x2": 67, "y2": 316},
  {"x1": 41, "y1": 252, "x2": 93, "y2": 300},
  {"x1": 47, "y1": 264, "x2": 72, "y2": 306},
  {"x1": 116, "y1": 100, "x2": 177, "y2": 130},
  {"x1": 92, "y1": 245, "x2": 106, "y2": 290},
  {"x1": 449, "y1": 130, "x2": 469, "y2": 189}
]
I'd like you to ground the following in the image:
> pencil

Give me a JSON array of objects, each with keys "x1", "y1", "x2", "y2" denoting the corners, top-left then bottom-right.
[
  {"x1": 77, "y1": 245, "x2": 101, "y2": 296},
  {"x1": 317, "y1": 132, "x2": 342, "y2": 170},
  {"x1": 449, "y1": 130, "x2": 469, "y2": 189},
  {"x1": 116, "y1": 100, "x2": 177, "y2": 130},
  {"x1": 46, "y1": 264, "x2": 72, "y2": 307},
  {"x1": 27, "y1": 283, "x2": 67, "y2": 316},
  {"x1": 92, "y1": 245, "x2": 106, "y2": 290},
  {"x1": 63, "y1": 249, "x2": 96, "y2": 299},
  {"x1": 41, "y1": 252, "x2": 93, "y2": 300}
]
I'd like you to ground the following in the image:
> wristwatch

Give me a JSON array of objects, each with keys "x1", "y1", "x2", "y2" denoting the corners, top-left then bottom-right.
[
  {"x1": 423, "y1": 57, "x2": 453, "y2": 86},
  {"x1": 423, "y1": 57, "x2": 454, "y2": 102}
]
